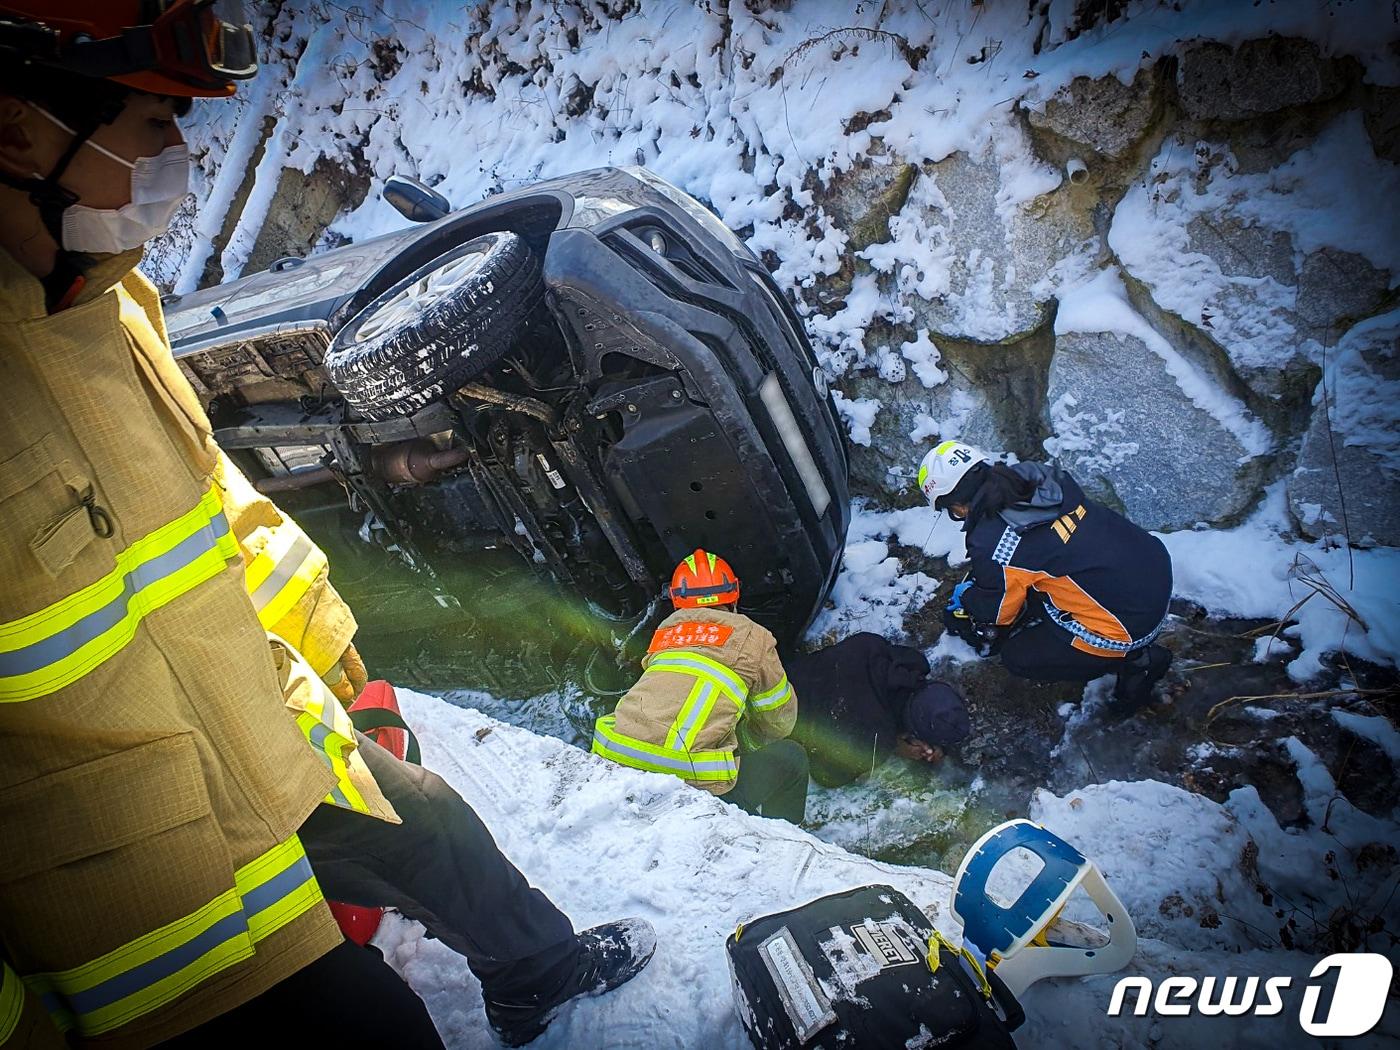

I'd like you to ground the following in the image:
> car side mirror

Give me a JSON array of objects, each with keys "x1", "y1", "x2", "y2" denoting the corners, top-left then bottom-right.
[{"x1": 384, "y1": 174, "x2": 451, "y2": 223}]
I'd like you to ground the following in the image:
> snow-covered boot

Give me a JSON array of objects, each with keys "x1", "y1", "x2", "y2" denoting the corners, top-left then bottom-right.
[
  {"x1": 485, "y1": 918, "x2": 656, "y2": 1046},
  {"x1": 1110, "y1": 644, "x2": 1172, "y2": 711}
]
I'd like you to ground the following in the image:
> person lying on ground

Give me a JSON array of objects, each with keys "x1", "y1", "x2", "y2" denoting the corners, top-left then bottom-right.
[
  {"x1": 593, "y1": 549, "x2": 809, "y2": 823},
  {"x1": 786, "y1": 632, "x2": 971, "y2": 788}
]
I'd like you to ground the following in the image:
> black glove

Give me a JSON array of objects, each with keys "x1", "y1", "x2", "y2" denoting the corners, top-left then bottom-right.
[{"x1": 943, "y1": 606, "x2": 1003, "y2": 657}]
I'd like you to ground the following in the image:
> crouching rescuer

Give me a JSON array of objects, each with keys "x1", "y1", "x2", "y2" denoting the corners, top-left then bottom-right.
[
  {"x1": 593, "y1": 550, "x2": 809, "y2": 823},
  {"x1": 919, "y1": 441, "x2": 1174, "y2": 709}
]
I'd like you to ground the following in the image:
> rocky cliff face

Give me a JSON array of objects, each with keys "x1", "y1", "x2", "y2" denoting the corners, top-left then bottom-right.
[{"x1": 156, "y1": 1, "x2": 1400, "y2": 542}]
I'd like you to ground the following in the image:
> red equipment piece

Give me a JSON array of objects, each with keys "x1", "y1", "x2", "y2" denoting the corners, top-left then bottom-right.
[{"x1": 326, "y1": 680, "x2": 412, "y2": 945}]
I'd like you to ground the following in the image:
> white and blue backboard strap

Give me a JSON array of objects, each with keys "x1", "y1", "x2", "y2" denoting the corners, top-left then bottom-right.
[{"x1": 952, "y1": 820, "x2": 1089, "y2": 960}]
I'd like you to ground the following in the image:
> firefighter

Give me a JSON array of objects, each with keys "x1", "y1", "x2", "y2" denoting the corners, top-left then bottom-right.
[
  {"x1": 593, "y1": 550, "x2": 809, "y2": 823},
  {"x1": 0, "y1": 6, "x2": 650, "y2": 1048},
  {"x1": 918, "y1": 441, "x2": 1174, "y2": 708}
]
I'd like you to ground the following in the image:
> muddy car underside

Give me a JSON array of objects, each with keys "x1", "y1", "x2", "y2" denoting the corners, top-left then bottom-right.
[{"x1": 166, "y1": 167, "x2": 849, "y2": 644}]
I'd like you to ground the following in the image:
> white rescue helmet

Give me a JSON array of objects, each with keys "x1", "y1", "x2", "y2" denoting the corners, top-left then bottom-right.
[{"x1": 918, "y1": 440, "x2": 987, "y2": 507}]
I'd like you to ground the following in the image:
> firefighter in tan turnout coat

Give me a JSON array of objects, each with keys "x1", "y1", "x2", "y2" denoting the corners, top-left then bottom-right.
[
  {"x1": 594, "y1": 549, "x2": 810, "y2": 822},
  {"x1": 0, "y1": 5, "x2": 653, "y2": 1047}
]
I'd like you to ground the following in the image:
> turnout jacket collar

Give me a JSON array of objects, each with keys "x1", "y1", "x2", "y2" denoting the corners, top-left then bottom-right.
[{"x1": 0, "y1": 245, "x2": 146, "y2": 321}]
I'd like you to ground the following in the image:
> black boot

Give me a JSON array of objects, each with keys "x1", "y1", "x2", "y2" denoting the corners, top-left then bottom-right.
[
  {"x1": 485, "y1": 918, "x2": 656, "y2": 1046},
  {"x1": 1111, "y1": 645, "x2": 1172, "y2": 712}
]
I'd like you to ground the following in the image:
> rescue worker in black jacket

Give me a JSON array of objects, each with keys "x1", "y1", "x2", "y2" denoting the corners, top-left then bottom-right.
[{"x1": 918, "y1": 441, "x2": 1174, "y2": 707}]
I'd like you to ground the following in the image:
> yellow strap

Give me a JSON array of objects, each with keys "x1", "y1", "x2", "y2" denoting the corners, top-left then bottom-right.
[
  {"x1": 645, "y1": 650, "x2": 748, "y2": 706},
  {"x1": 243, "y1": 528, "x2": 328, "y2": 631},
  {"x1": 591, "y1": 715, "x2": 738, "y2": 783}
]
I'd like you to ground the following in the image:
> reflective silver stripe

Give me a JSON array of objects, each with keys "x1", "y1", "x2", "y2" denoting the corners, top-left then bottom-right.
[
  {"x1": 248, "y1": 533, "x2": 314, "y2": 611},
  {"x1": 591, "y1": 731, "x2": 737, "y2": 775},
  {"x1": 0, "y1": 513, "x2": 230, "y2": 679},
  {"x1": 305, "y1": 721, "x2": 353, "y2": 808},
  {"x1": 646, "y1": 653, "x2": 747, "y2": 704},
  {"x1": 1043, "y1": 601, "x2": 1166, "y2": 653},
  {"x1": 670, "y1": 681, "x2": 715, "y2": 751},
  {"x1": 751, "y1": 677, "x2": 791, "y2": 711},
  {"x1": 63, "y1": 855, "x2": 314, "y2": 1018}
]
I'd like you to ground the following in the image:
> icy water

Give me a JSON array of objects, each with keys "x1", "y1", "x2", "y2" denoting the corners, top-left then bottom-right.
[{"x1": 288, "y1": 493, "x2": 1010, "y2": 869}]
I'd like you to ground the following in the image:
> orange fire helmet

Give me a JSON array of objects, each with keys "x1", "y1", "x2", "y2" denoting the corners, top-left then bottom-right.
[
  {"x1": 0, "y1": 1, "x2": 258, "y2": 98},
  {"x1": 668, "y1": 549, "x2": 740, "y2": 609}
]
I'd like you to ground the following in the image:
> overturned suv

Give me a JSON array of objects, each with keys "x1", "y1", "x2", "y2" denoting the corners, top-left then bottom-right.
[{"x1": 164, "y1": 167, "x2": 849, "y2": 643}]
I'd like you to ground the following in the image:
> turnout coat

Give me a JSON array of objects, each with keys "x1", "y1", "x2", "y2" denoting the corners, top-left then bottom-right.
[
  {"x1": 0, "y1": 249, "x2": 386, "y2": 1048},
  {"x1": 593, "y1": 607, "x2": 796, "y2": 794}
]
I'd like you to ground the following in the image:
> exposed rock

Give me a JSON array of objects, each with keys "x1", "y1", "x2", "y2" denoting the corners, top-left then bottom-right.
[
  {"x1": 1109, "y1": 116, "x2": 1396, "y2": 407},
  {"x1": 1025, "y1": 66, "x2": 1163, "y2": 158},
  {"x1": 1045, "y1": 330, "x2": 1260, "y2": 530},
  {"x1": 243, "y1": 155, "x2": 371, "y2": 277},
  {"x1": 840, "y1": 321, "x2": 1058, "y2": 495},
  {"x1": 1177, "y1": 38, "x2": 1349, "y2": 122},
  {"x1": 1288, "y1": 310, "x2": 1400, "y2": 545},
  {"x1": 852, "y1": 137, "x2": 1088, "y2": 344}
]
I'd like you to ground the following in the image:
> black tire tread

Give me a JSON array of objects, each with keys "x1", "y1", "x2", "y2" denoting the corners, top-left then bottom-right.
[{"x1": 325, "y1": 232, "x2": 544, "y2": 421}]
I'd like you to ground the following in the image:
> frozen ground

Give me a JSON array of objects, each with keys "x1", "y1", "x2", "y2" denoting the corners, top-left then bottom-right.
[{"x1": 376, "y1": 690, "x2": 1400, "y2": 1048}]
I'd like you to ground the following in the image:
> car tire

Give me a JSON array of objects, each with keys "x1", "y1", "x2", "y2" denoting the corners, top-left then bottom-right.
[{"x1": 325, "y1": 232, "x2": 543, "y2": 421}]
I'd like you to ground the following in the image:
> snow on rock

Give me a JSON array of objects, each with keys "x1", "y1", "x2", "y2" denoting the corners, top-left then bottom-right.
[
  {"x1": 1024, "y1": 66, "x2": 1163, "y2": 159},
  {"x1": 1046, "y1": 268, "x2": 1269, "y2": 530},
  {"x1": 1287, "y1": 308, "x2": 1400, "y2": 546},
  {"x1": 855, "y1": 121, "x2": 1080, "y2": 345},
  {"x1": 1108, "y1": 113, "x2": 1399, "y2": 397}
]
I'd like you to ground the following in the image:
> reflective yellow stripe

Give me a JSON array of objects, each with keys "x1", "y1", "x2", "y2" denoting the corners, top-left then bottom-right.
[
  {"x1": 750, "y1": 674, "x2": 792, "y2": 712},
  {"x1": 0, "y1": 486, "x2": 238, "y2": 703},
  {"x1": 243, "y1": 529, "x2": 327, "y2": 631},
  {"x1": 295, "y1": 709, "x2": 369, "y2": 814},
  {"x1": 0, "y1": 962, "x2": 24, "y2": 1043},
  {"x1": 23, "y1": 833, "x2": 322, "y2": 1038},
  {"x1": 591, "y1": 715, "x2": 738, "y2": 783},
  {"x1": 664, "y1": 679, "x2": 717, "y2": 752},
  {"x1": 684, "y1": 553, "x2": 698, "y2": 575},
  {"x1": 644, "y1": 651, "x2": 748, "y2": 708},
  {"x1": 934, "y1": 439, "x2": 958, "y2": 455}
]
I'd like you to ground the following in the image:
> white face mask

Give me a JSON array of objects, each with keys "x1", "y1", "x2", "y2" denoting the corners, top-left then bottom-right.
[{"x1": 31, "y1": 105, "x2": 190, "y2": 255}]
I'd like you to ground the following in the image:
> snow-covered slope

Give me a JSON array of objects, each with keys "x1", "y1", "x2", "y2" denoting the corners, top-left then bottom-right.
[{"x1": 382, "y1": 690, "x2": 1399, "y2": 1048}]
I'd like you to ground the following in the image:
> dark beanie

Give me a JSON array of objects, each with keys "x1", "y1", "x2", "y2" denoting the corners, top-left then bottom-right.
[{"x1": 902, "y1": 681, "x2": 971, "y2": 747}]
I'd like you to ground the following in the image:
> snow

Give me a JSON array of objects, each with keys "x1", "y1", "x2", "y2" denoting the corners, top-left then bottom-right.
[
  {"x1": 1052, "y1": 267, "x2": 1272, "y2": 459},
  {"x1": 1332, "y1": 709, "x2": 1400, "y2": 764},
  {"x1": 1108, "y1": 113, "x2": 1400, "y2": 375},
  {"x1": 382, "y1": 690, "x2": 1400, "y2": 1048},
  {"x1": 143, "y1": 3, "x2": 1400, "y2": 1040},
  {"x1": 1159, "y1": 482, "x2": 1400, "y2": 681},
  {"x1": 1317, "y1": 308, "x2": 1400, "y2": 476}
]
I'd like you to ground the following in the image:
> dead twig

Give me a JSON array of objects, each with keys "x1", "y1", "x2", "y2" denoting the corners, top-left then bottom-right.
[{"x1": 1206, "y1": 685, "x2": 1397, "y2": 725}]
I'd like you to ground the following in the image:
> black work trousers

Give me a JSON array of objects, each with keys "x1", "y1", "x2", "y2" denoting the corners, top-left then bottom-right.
[
  {"x1": 726, "y1": 739, "x2": 809, "y2": 823},
  {"x1": 298, "y1": 732, "x2": 579, "y2": 1003},
  {"x1": 160, "y1": 939, "x2": 445, "y2": 1049},
  {"x1": 998, "y1": 619, "x2": 1122, "y2": 683}
]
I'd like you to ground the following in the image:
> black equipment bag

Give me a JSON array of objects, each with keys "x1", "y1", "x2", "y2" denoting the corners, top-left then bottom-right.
[{"x1": 726, "y1": 884, "x2": 1023, "y2": 1049}]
